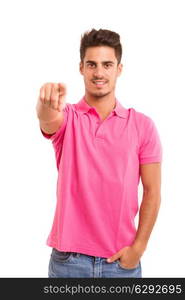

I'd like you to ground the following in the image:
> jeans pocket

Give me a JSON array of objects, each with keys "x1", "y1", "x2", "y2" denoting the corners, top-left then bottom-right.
[
  {"x1": 51, "y1": 248, "x2": 73, "y2": 263},
  {"x1": 117, "y1": 259, "x2": 140, "y2": 271}
]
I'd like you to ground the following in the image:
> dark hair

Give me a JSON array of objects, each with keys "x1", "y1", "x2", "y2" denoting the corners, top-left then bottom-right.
[{"x1": 80, "y1": 28, "x2": 122, "y2": 64}]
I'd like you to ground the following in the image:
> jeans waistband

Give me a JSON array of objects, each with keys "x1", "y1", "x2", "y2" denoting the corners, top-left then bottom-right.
[{"x1": 53, "y1": 248, "x2": 101, "y2": 259}]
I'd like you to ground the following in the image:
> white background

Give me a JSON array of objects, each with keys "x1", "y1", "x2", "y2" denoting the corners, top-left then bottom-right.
[{"x1": 0, "y1": 0, "x2": 185, "y2": 277}]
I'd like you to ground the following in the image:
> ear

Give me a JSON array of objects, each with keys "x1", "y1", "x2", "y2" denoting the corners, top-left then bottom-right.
[
  {"x1": 79, "y1": 61, "x2": 84, "y2": 75},
  {"x1": 117, "y1": 63, "x2": 123, "y2": 77}
]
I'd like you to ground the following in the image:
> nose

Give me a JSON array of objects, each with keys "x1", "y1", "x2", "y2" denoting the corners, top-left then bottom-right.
[{"x1": 93, "y1": 65, "x2": 104, "y2": 78}]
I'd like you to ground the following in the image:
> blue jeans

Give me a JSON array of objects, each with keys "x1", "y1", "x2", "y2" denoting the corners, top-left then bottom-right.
[{"x1": 48, "y1": 248, "x2": 142, "y2": 278}]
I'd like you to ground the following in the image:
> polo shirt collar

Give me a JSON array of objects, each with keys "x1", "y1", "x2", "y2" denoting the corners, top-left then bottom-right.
[{"x1": 75, "y1": 96, "x2": 128, "y2": 119}]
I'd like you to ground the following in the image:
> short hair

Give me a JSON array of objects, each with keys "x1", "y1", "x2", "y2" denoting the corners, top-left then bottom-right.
[{"x1": 80, "y1": 28, "x2": 122, "y2": 64}]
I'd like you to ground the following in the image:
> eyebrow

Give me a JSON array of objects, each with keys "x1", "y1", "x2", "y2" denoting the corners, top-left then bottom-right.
[{"x1": 85, "y1": 60, "x2": 115, "y2": 64}]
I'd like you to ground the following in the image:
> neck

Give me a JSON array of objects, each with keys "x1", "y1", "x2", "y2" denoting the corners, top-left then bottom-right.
[{"x1": 84, "y1": 91, "x2": 116, "y2": 120}]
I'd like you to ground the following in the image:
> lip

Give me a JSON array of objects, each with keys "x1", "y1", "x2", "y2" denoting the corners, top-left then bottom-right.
[{"x1": 92, "y1": 80, "x2": 108, "y2": 87}]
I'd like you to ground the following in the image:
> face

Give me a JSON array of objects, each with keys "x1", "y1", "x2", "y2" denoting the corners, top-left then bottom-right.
[{"x1": 80, "y1": 46, "x2": 123, "y2": 98}]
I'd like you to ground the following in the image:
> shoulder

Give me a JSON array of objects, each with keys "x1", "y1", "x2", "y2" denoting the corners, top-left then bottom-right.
[
  {"x1": 129, "y1": 107, "x2": 154, "y2": 131},
  {"x1": 59, "y1": 102, "x2": 75, "y2": 116},
  {"x1": 63, "y1": 102, "x2": 72, "y2": 111},
  {"x1": 63, "y1": 102, "x2": 79, "y2": 113},
  {"x1": 130, "y1": 107, "x2": 151, "y2": 122},
  {"x1": 128, "y1": 108, "x2": 160, "y2": 146}
]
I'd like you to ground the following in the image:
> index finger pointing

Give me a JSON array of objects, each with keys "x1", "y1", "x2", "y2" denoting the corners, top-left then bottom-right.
[{"x1": 58, "y1": 83, "x2": 67, "y2": 95}]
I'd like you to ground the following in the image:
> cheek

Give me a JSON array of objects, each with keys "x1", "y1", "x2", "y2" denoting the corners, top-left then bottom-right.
[
  {"x1": 108, "y1": 74, "x2": 117, "y2": 83},
  {"x1": 84, "y1": 71, "x2": 92, "y2": 80},
  {"x1": 106, "y1": 69, "x2": 117, "y2": 78},
  {"x1": 84, "y1": 76, "x2": 92, "y2": 86}
]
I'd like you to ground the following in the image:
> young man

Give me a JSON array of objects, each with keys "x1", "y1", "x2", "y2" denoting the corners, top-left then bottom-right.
[{"x1": 36, "y1": 29, "x2": 162, "y2": 278}]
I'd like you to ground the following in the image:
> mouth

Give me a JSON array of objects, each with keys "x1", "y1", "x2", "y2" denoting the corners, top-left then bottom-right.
[{"x1": 92, "y1": 80, "x2": 108, "y2": 87}]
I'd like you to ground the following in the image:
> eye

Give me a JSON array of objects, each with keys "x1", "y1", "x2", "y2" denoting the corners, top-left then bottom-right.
[
  {"x1": 87, "y1": 63, "x2": 95, "y2": 68},
  {"x1": 104, "y1": 63, "x2": 112, "y2": 68}
]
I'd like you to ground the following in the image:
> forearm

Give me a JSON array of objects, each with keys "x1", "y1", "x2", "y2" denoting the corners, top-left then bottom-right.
[{"x1": 132, "y1": 189, "x2": 161, "y2": 254}]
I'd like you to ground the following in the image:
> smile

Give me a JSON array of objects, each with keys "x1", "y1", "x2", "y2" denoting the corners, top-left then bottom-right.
[{"x1": 92, "y1": 80, "x2": 108, "y2": 86}]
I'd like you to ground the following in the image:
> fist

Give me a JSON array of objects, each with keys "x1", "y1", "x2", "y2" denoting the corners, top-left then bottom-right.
[{"x1": 39, "y1": 82, "x2": 67, "y2": 112}]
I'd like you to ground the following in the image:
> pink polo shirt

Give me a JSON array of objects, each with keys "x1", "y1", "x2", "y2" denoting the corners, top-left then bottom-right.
[{"x1": 40, "y1": 96, "x2": 162, "y2": 258}]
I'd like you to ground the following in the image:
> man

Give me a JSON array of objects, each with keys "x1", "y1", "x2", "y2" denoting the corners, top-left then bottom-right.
[{"x1": 36, "y1": 29, "x2": 162, "y2": 278}]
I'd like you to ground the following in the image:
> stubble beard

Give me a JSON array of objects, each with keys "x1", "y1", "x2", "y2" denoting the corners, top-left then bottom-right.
[
  {"x1": 86, "y1": 88, "x2": 112, "y2": 99},
  {"x1": 91, "y1": 91, "x2": 111, "y2": 98}
]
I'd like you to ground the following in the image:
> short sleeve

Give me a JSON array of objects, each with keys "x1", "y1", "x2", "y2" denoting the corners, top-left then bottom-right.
[
  {"x1": 139, "y1": 116, "x2": 163, "y2": 164},
  {"x1": 40, "y1": 103, "x2": 69, "y2": 146}
]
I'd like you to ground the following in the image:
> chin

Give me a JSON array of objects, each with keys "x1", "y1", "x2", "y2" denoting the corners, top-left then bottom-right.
[{"x1": 89, "y1": 90, "x2": 111, "y2": 98}]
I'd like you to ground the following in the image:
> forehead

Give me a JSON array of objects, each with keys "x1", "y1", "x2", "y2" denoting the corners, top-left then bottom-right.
[{"x1": 84, "y1": 46, "x2": 117, "y2": 62}]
